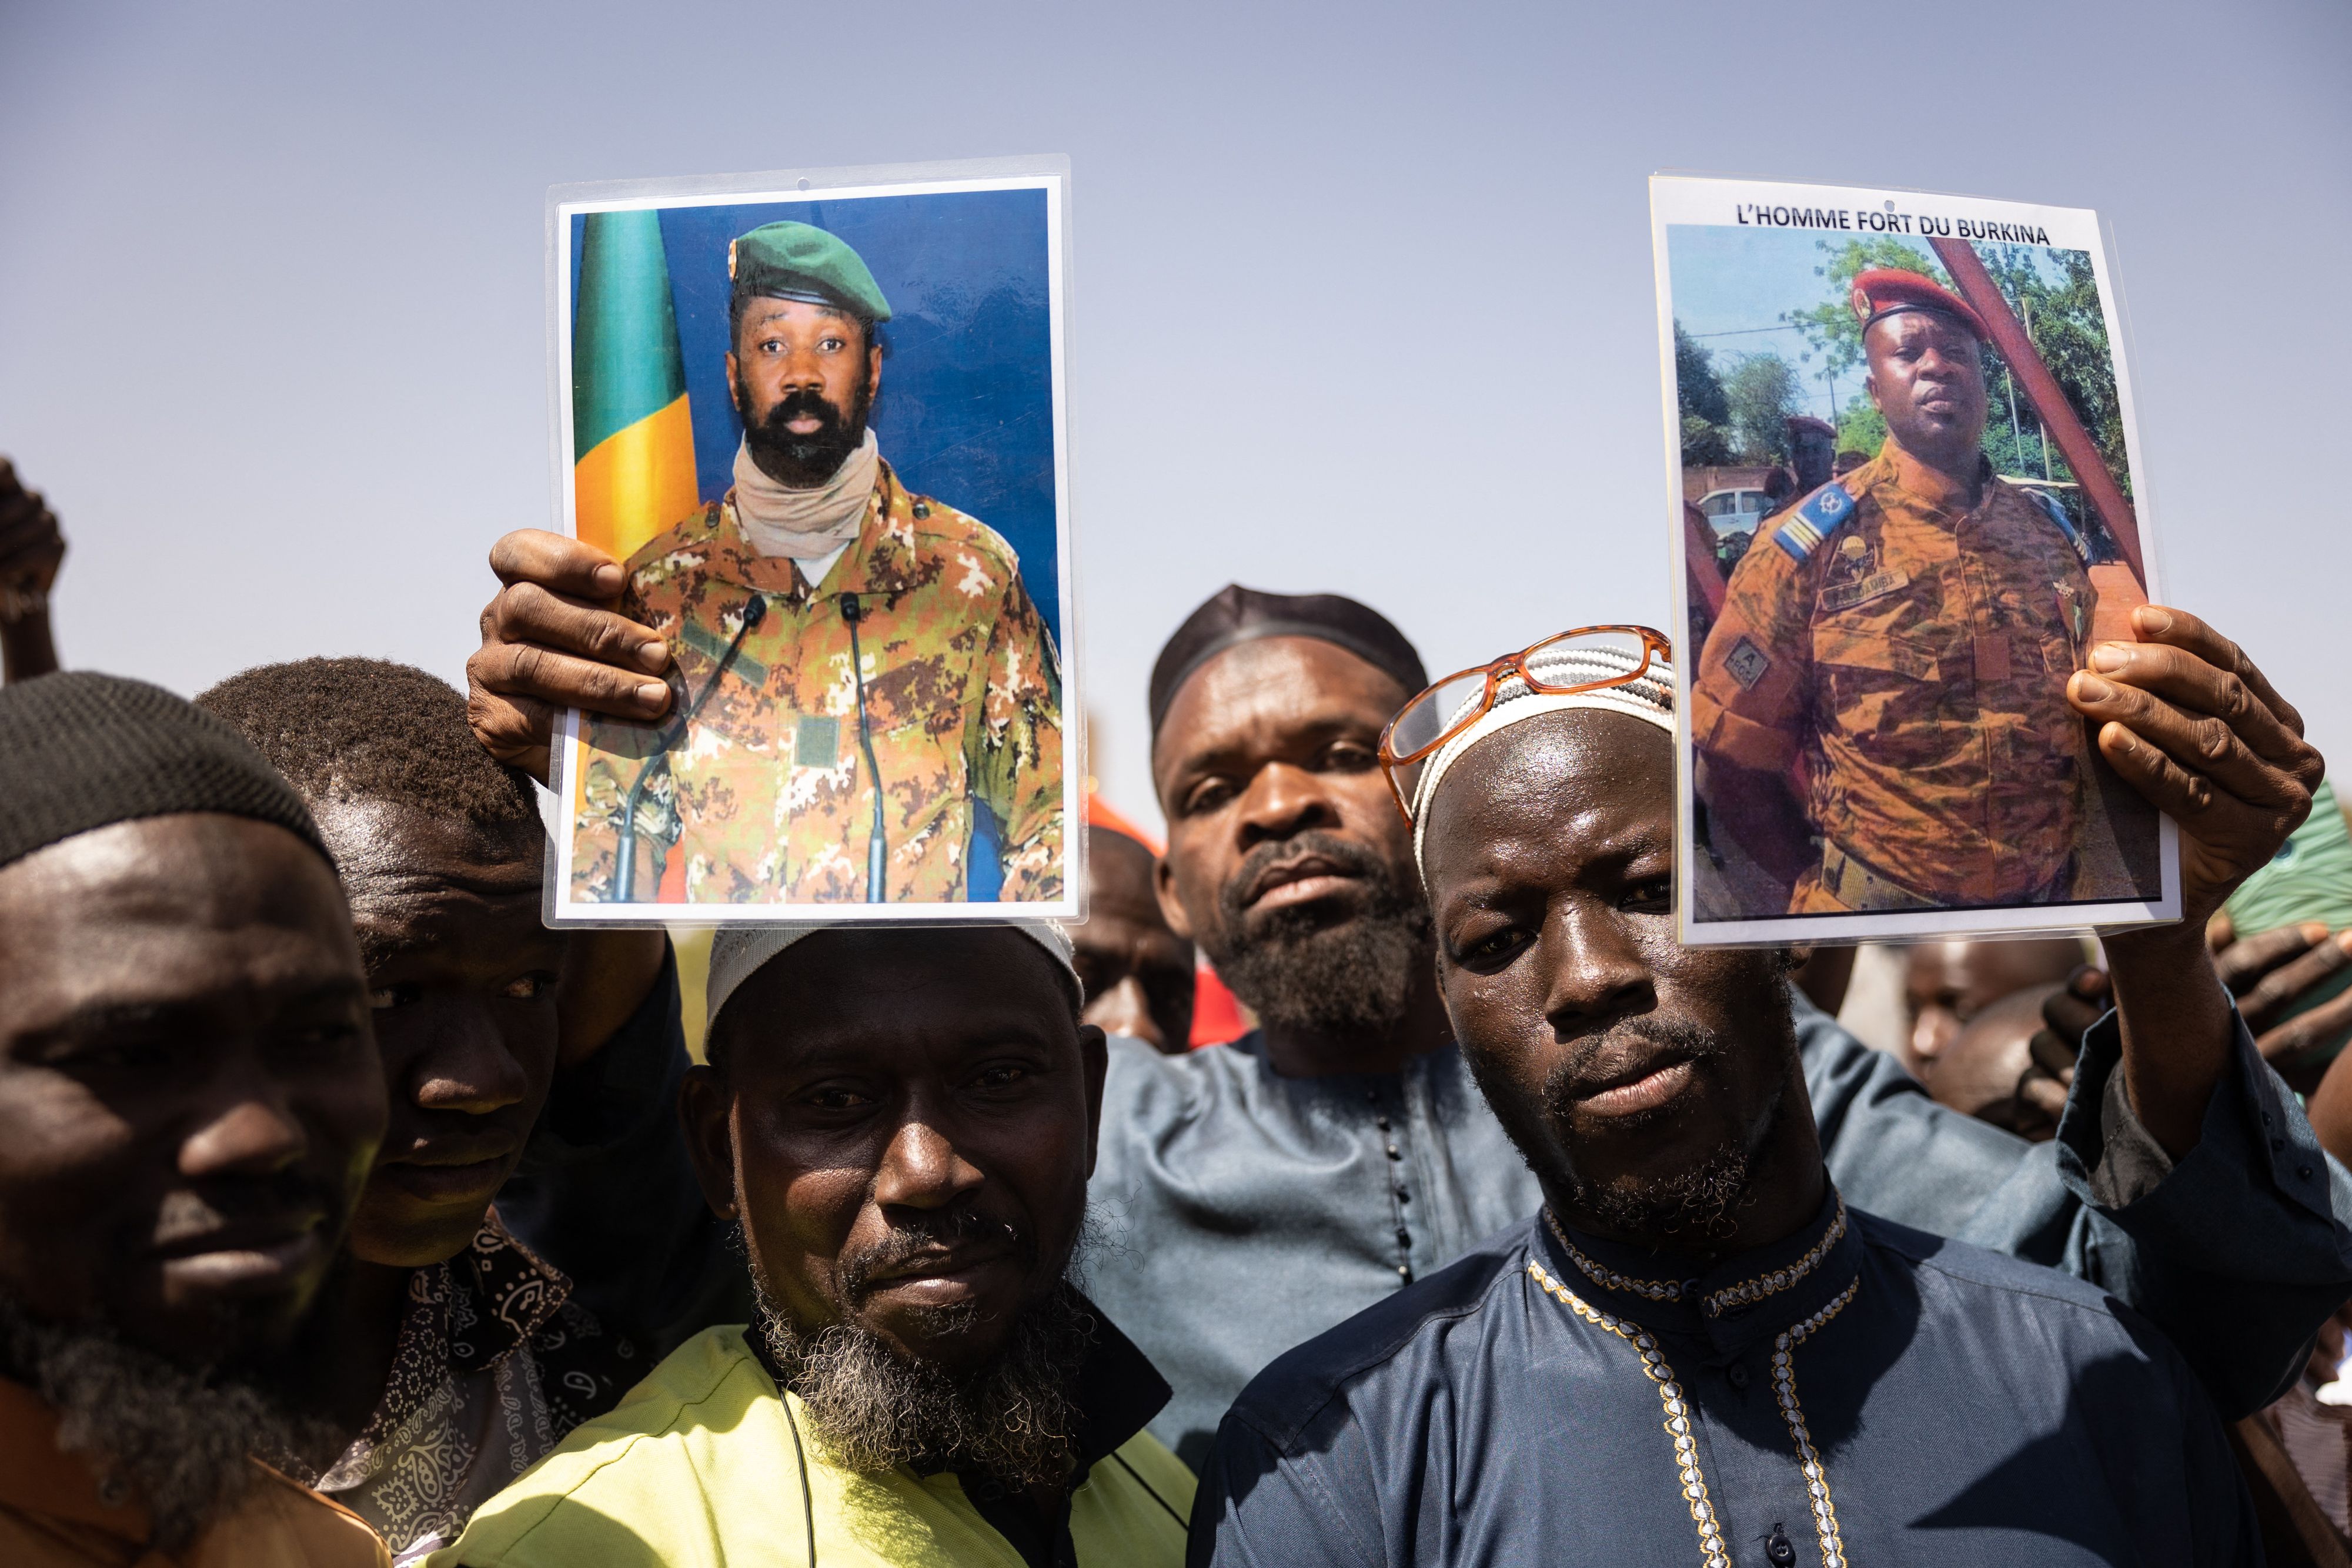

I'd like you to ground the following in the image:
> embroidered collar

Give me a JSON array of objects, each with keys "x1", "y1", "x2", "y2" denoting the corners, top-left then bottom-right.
[
  {"x1": 1525, "y1": 1255, "x2": 1859, "y2": 1568},
  {"x1": 1539, "y1": 1188, "x2": 1857, "y2": 1349}
]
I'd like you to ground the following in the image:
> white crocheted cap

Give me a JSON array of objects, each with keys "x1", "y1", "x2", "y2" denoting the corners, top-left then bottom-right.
[
  {"x1": 706, "y1": 922, "x2": 1080, "y2": 1035},
  {"x1": 1408, "y1": 643, "x2": 1678, "y2": 878}
]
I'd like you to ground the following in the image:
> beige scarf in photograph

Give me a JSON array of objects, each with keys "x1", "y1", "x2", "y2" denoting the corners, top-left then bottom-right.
[{"x1": 731, "y1": 429, "x2": 879, "y2": 560}]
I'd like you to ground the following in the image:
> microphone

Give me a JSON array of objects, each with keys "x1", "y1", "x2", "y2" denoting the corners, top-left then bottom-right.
[
  {"x1": 613, "y1": 594, "x2": 769, "y2": 903},
  {"x1": 839, "y1": 592, "x2": 888, "y2": 903}
]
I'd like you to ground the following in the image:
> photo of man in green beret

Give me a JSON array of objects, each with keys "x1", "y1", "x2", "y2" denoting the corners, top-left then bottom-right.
[{"x1": 564, "y1": 216, "x2": 1066, "y2": 909}]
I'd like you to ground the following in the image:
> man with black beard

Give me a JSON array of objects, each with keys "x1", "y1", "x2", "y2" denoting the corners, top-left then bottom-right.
[
  {"x1": 0, "y1": 674, "x2": 389, "y2": 1566},
  {"x1": 435, "y1": 924, "x2": 1192, "y2": 1567},
  {"x1": 1080, "y1": 584, "x2": 2352, "y2": 1470},
  {"x1": 506, "y1": 219, "x2": 1065, "y2": 907},
  {"x1": 1194, "y1": 620, "x2": 2320, "y2": 1563}
]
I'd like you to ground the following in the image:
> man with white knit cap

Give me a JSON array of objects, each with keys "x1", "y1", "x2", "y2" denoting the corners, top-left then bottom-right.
[
  {"x1": 1194, "y1": 610, "x2": 2334, "y2": 1564},
  {"x1": 437, "y1": 923, "x2": 1191, "y2": 1568},
  {"x1": 1088, "y1": 587, "x2": 2352, "y2": 1475}
]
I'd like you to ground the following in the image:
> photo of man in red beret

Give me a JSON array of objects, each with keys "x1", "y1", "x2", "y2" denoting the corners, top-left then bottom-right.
[{"x1": 1685, "y1": 255, "x2": 2160, "y2": 922}]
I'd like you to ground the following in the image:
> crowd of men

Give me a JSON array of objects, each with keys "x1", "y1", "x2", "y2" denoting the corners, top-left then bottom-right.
[{"x1": 9, "y1": 347, "x2": 2352, "y2": 1568}]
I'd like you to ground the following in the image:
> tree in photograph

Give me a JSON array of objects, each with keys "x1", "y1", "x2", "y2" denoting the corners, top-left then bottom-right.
[
  {"x1": 1976, "y1": 244, "x2": 2132, "y2": 498},
  {"x1": 1836, "y1": 400, "x2": 1887, "y2": 463},
  {"x1": 1681, "y1": 414, "x2": 1735, "y2": 466},
  {"x1": 1724, "y1": 352, "x2": 1802, "y2": 462},
  {"x1": 1786, "y1": 236, "x2": 1945, "y2": 381},
  {"x1": 1675, "y1": 320, "x2": 1736, "y2": 464}
]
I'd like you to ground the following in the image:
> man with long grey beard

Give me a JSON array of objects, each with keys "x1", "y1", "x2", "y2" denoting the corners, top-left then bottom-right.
[
  {"x1": 435, "y1": 924, "x2": 1191, "y2": 1568},
  {"x1": 0, "y1": 673, "x2": 390, "y2": 1567}
]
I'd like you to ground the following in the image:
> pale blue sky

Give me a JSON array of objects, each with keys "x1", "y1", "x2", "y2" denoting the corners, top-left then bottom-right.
[{"x1": 3, "y1": 1, "x2": 2347, "y2": 830}]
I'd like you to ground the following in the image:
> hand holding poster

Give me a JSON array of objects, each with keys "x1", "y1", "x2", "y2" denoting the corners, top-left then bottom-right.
[
  {"x1": 545, "y1": 158, "x2": 1077, "y2": 925},
  {"x1": 1651, "y1": 175, "x2": 2177, "y2": 944}
]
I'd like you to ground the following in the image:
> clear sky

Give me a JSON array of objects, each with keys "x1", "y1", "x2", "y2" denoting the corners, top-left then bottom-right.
[{"x1": 3, "y1": 0, "x2": 2347, "y2": 835}]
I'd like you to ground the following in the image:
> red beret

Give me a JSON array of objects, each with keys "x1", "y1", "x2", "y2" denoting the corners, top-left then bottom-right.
[
  {"x1": 1785, "y1": 414, "x2": 1837, "y2": 439},
  {"x1": 1849, "y1": 268, "x2": 1989, "y2": 344}
]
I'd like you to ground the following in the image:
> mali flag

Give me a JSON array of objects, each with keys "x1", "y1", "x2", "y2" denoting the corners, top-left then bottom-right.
[{"x1": 572, "y1": 211, "x2": 699, "y2": 564}]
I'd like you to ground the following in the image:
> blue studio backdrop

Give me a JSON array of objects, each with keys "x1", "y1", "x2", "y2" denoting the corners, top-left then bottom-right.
[{"x1": 569, "y1": 185, "x2": 1061, "y2": 901}]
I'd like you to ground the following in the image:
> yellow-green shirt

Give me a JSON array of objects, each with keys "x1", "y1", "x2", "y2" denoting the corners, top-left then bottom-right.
[{"x1": 427, "y1": 1325, "x2": 1194, "y2": 1568}]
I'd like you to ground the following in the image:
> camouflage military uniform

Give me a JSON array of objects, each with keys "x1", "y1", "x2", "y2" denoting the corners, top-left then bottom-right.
[
  {"x1": 571, "y1": 456, "x2": 1063, "y2": 905},
  {"x1": 1691, "y1": 436, "x2": 2100, "y2": 912}
]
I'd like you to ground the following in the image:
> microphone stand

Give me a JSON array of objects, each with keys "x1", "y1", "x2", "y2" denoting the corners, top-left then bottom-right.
[{"x1": 613, "y1": 594, "x2": 769, "y2": 904}]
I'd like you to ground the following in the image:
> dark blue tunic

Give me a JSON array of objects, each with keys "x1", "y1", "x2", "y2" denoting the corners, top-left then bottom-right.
[
  {"x1": 1085, "y1": 990, "x2": 2351, "y2": 1465},
  {"x1": 1192, "y1": 1192, "x2": 2259, "y2": 1567}
]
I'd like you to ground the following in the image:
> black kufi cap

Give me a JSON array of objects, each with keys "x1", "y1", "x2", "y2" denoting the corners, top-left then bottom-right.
[
  {"x1": 0, "y1": 672, "x2": 330, "y2": 873},
  {"x1": 1148, "y1": 584, "x2": 1427, "y2": 736}
]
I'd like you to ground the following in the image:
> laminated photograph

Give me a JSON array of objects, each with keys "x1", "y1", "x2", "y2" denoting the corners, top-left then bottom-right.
[
  {"x1": 543, "y1": 158, "x2": 1075, "y2": 925},
  {"x1": 1651, "y1": 174, "x2": 2177, "y2": 945}
]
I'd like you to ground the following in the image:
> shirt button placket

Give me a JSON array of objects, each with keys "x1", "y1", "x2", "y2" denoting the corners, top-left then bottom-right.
[{"x1": 1372, "y1": 1085, "x2": 1414, "y2": 1284}]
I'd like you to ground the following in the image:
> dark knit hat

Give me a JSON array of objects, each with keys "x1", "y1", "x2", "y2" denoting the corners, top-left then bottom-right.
[
  {"x1": 1148, "y1": 584, "x2": 1428, "y2": 737},
  {"x1": 0, "y1": 672, "x2": 330, "y2": 874}
]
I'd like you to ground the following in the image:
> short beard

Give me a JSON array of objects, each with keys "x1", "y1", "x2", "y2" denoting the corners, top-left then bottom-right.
[
  {"x1": 1476, "y1": 1002, "x2": 1798, "y2": 1246},
  {"x1": 743, "y1": 1223, "x2": 1097, "y2": 1493},
  {"x1": 1567, "y1": 1081, "x2": 1788, "y2": 1243},
  {"x1": 738, "y1": 373, "x2": 873, "y2": 489},
  {"x1": 0, "y1": 1295, "x2": 338, "y2": 1553},
  {"x1": 1199, "y1": 830, "x2": 1432, "y2": 1038}
]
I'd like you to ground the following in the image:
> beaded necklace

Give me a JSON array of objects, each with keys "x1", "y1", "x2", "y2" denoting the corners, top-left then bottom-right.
[{"x1": 1529, "y1": 1210, "x2": 1859, "y2": 1568}]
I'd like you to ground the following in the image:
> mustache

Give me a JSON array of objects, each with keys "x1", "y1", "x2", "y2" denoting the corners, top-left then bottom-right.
[
  {"x1": 837, "y1": 1208, "x2": 1034, "y2": 1302},
  {"x1": 761, "y1": 387, "x2": 847, "y2": 433},
  {"x1": 150, "y1": 1174, "x2": 340, "y2": 1249},
  {"x1": 1217, "y1": 830, "x2": 1397, "y2": 925},
  {"x1": 1539, "y1": 1014, "x2": 1728, "y2": 1111}
]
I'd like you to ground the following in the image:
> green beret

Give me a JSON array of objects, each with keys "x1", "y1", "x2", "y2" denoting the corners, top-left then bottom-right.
[{"x1": 727, "y1": 221, "x2": 891, "y2": 323}]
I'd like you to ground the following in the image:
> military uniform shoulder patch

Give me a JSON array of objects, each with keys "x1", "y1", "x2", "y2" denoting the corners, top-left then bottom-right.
[
  {"x1": 1771, "y1": 480, "x2": 1858, "y2": 564},
  {"x1": 2020, "y1": 485, "x2": 2094, "y2": 565},
  {"x1": 1725, "y1": 636, "x2": 1772, "y2": 691}
]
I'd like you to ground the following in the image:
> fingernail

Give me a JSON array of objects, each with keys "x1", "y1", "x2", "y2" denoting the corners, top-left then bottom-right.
[
  {"x1": 2134, "y1": 606, "x2": 2173, "y2": 636},
  {"x1": 2336, "y1": 930, "x2": 2352, "y2": 954},
  {"x1": 637, "y1": 682, "x2": 667, "y2": 706},
  {"x1": 2302, "y1": 922, "x2": 2331, "y2": 945},
  {"x1": 2073, "y1": 673, "x2": 2114, "y2": 702},
  {"x1": 2090, "y1": 643, "x2": 2130, "y2": 674},
  {"x1": 636, "y1": 640, "x2": 668, "y2": 672},
  {"x1": 594, "y1": 563, "x2": 624, "y2": 593}
]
